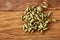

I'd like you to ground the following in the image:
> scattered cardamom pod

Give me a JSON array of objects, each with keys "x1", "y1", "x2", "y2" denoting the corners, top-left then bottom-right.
[
  {"x1": 51, "y1": 19, "x2": 57, "y2": 22},
  {"x1": 42, "y1": 2, "x2": 48, "y2": 9},
  {"x1": 37, "y1": 6, "x2": 42, "y2": 12},
  {"x1": 24, "y1": 29, "x2": 28, "y2": 32},
  {"x1": 22, "y1": 1, "x2": 57, "y2": 34}
]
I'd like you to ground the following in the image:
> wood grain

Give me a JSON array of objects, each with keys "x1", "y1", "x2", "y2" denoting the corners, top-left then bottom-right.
[
  {"x1": 0, "y1": 11, "x2": 60, "y2": 40},
  {"x1": 0, "y1": 0, "x2": 60, "y2": 40},
  {"x1": 0, "y1": 0, "x2": 60, "y2": 10}
]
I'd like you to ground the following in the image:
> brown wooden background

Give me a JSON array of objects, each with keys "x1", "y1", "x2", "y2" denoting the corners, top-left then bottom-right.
[{"x1": 0, "y1": 0, "x2": 60, "y2": 40}]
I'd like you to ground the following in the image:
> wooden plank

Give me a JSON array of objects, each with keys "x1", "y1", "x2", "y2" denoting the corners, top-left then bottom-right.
[
  {"x1": 0, "y1": 11, "x2": 60, "y2": 33},
  {"x1": 0, "y1": 21, "x2": 60, "y2": 35},
  {"x1": 0, "y1": 0, "x2": 60, "y2": 10},
  {"x1": 0, "y1": 0, "x2": 42, "y2": 10},
  {"x1": 0, "y1": 11, "x2": 60, "y2": 21},
  {"x1": 0, "y1": 25, "x2": 60, "y2": 40},
  {"x1": 0, "y1": 0, "x2": 60, "y2": 40},
  {"x1": 0, "y1": 35, "x2": 60, "y2": 40},
  {"x1": 0, "y1": 11, "x2": 60, "y2": 40}
]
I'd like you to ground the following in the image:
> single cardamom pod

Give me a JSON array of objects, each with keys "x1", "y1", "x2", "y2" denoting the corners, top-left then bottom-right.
[
  {"x1": 45, "y1": 20, "x2": 49, "y2": 24},
  {"x1": 37, "y1": 6, "x2": 42, "y2": 12},
  {"x1": 47, "y1": 11, "x2": 51, "y2": 17},
  {"x1": 42, "y1": 2, "x2": 48, "y2": 9},
  {"x1": 23, "y1": 25, "x2": 25, "y2": 30},
  {"x1": 42, "y1": 5, "x2": 48, "y2": 9},
  {"x1": 30, "y1": 13, "x2": 33, "y2": 18},
  {"x1": 28, "y1": 28, "x2": 32, "y2": 33},
  {"x1": 31, "y1": 29, "x2": 34, "y2": 33},
  {"x1": 51, "y1": 19, "x2": 57, "y2": 22},
  {"x1": 31, "y1": 5, "x2": 35, "y2": 10},
  {"x1": 30, "y1": 19, "x2": 34, "y2": 23},
  {"x1": 25, "y1": 7, "x2": 30, "y2": 12},
  {"x1": 40, "y1": 23, "x2": 43, "y2": 28},
  {"x1": 24, "y1": 29, "x2": 28, "y2": 32},
  {"x1": 22, "y1": 15, "x2": 26, "y2": 20},
  {"x1": 40, "y1": 30, "x2": 43, "y2": 34},
  {"x1": 43, "y1": 2, "x2": 48, "y2": 6},
  {"x1": 43, "y1": 27, "x2": 48, "y2": 31},
  {"x1": 44, "y1": 23, "x2": 47, "y2": 27}
]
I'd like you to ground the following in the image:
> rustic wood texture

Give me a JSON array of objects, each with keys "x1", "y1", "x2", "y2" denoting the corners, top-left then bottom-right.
[
  {"x1": 0, "y1": 0, "x2": 60, "y2": 10},
  {"x1": 0, "y1": 0, "x2": 60, "y2": 40}
]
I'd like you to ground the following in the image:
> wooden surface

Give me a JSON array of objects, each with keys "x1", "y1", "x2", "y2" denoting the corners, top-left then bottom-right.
[{"x1": 0, "y1": 0, "x2": 60, "y2": 40}]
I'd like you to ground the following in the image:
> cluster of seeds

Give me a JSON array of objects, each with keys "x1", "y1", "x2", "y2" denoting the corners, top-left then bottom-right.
[{"x1": 22, "y1": 2, "x2": 56, "y2": 34}]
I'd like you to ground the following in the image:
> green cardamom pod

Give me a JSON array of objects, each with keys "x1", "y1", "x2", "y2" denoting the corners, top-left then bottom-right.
[
  {"x1": 43, "y1": 27, "x2": 48, "y2": 31},
  {"x1": 31, "y1": 29, "x2": 34, "y2": 33},
  {"x1": 37, "y1": 6, "x2": 42, "y2": 12},
  {"x1": 24, "y1": 29, "x2": 28, "y2": 32},
  {"x1": 42, "y1": 2, "x2": 48, "y2": 9},
  {"x1": 40, "y1": 30, "x2": 43, "y2": 34},
  {"x1": 51, "y1": 19, "x2": 57, "y2": 22},
  {"x1": 43, "y1": 2, "x2": 48, "y2": 6},
  {"x1": 47, "y1": 11, "x2": 51, "y2": 17},
  {"x1": 28, "y1": 28, "x2": 32, "y2": 33}
]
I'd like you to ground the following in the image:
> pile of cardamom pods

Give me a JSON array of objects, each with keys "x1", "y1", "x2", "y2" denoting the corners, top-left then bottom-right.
[{"x1": 22, "y1": 2, "x2": 56, "y2": 34}]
